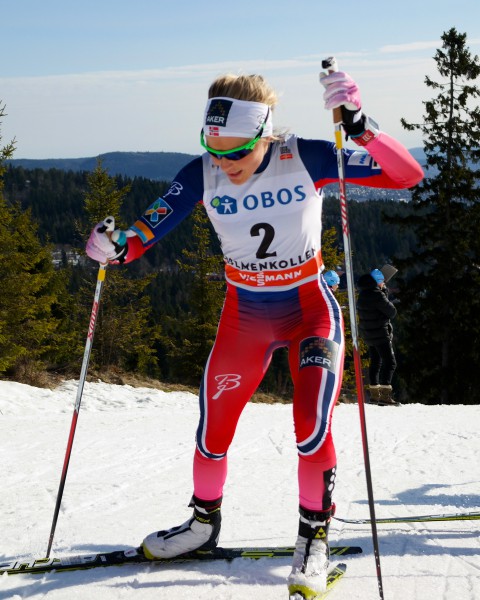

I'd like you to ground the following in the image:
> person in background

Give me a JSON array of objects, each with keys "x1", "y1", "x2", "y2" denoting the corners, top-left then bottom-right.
[
  {"x1": 357, "y1": 268, "x2": 398, "y2": 405},
  {"x1": 323, "y1": 270, "x2": 340, "y2": 292},
  {"x1": 86, "y1": 68, "x2": 422, "y2": 597}
]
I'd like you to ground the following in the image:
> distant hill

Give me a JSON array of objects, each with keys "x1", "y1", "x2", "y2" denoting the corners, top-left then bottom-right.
[
  {"x1": 9, "y1": 148, "x2": 427, "y2": 179},
  {"x1": 408, "y1": 147, "x2": 426, "y2": 163},
  {"x1": 8, "y1": 151, "x2": 199, "y2": 182},
  {"x1": 7, "y1": 147, "x2": 428, "y2": 202}
]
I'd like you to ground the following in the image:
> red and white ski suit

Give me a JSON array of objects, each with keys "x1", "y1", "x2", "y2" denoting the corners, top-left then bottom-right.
[{"x1": 125, "y1": 133, "x2": 423, "y2": 510}]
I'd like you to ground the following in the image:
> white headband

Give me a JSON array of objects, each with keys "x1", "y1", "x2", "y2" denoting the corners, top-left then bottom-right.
[{"x1": 203, "y1": 97, "x2": 273, "y2": 139}]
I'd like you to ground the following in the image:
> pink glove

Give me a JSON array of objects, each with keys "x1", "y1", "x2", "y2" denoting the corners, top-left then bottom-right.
[
  {"x1": 319, "y1": 70, "x2": 361, "y2": 112},
  {"x1": 86, "y1": 218, "x2": 128, "y2": 264}
]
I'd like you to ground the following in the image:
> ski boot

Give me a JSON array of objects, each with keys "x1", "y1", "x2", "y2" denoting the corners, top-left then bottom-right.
[
  {"x1": 287, "y1": 505, "x2": 333, "y2": 599},
  {"x1": 142, "y1": 495, "x2": 222, "y2": 559}
]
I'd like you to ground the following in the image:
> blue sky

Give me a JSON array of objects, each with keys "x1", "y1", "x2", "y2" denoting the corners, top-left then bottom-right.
[{"x1": 2, "y1": 0, "x2": 480, "y2": 158}]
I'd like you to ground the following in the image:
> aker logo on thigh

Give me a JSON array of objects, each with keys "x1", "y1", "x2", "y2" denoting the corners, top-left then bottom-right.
[{"x1": 299, "y1": 337, "x2": 339, "y2": 373}]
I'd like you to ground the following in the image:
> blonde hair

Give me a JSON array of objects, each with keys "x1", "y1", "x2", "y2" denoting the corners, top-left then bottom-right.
[{"x1": 208, "y1": 74, "x2": 278, "y2": 109}]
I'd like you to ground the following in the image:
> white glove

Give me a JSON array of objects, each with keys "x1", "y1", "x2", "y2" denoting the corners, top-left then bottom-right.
[
  {"x1": 319, "y1": 70, "x2": 362, "y2": 113},
  {"x1": 86, "y1": 216, "x2": 128, "y2": 264}
]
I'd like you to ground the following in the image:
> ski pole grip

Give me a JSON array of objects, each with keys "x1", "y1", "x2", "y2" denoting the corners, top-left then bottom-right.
[
  {"x1": 321, "y1": 56, "x2": 343, "y2": 125},
  {"x1": 97, "y1": 215, "x2": 116, "y2": 235}
]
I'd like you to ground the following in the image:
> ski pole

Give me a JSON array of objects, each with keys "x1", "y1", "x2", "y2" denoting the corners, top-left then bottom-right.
[
  {"x1": 321, "y1": 57, "x2": 385, "y2": 600},
  {"x1": 334, "y1": 509, "x2": 480, "y2": 525},
  {"x1": 46, "y1": 217, "x2": 114, "y2": 558}
]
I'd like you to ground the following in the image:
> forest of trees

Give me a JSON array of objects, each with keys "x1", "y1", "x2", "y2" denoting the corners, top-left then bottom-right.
[
  {"x1": 1, "y1": 28, "x2": 479, "y2": 405},
  {"x1": 2, "y1": 162, "x2": 399, "y2": 397}
]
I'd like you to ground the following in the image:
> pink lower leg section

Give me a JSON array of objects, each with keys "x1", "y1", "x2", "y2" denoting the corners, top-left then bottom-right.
[
  {"x1": 298, "y1": 435, "x2": 337, "y2": 510},
  {"x1": 193, "y1": 448, "x2": 228, "y2": 500}
]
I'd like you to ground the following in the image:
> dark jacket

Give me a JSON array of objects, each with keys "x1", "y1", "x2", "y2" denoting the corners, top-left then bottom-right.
[{"x1": 357, "y1": 274, "x2": 397, "y2": 346}]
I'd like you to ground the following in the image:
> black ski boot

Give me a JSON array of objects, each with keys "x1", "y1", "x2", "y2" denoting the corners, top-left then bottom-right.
[{"x1": 142, "y1": 495, "x2": 222, "y2": 559}]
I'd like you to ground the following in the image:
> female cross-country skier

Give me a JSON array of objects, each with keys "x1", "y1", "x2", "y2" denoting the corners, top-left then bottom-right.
[{"x1": 86, "y1": 68, "x2": 423, "y2": 598}]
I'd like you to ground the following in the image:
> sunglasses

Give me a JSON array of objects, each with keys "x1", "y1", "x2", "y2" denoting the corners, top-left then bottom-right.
[{"x1": 200, "y1": 108, "x2": 270, "y2": 161}]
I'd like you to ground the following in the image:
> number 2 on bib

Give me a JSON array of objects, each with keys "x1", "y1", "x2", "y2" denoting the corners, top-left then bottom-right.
[{"x1": 250, "y1": 223, "x2": 277, "y2": 259}]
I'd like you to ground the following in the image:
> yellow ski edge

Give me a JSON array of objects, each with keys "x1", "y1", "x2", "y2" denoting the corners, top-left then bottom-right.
[{"x1": 288, "y1": 563, "x2": 347, "y2": 599}]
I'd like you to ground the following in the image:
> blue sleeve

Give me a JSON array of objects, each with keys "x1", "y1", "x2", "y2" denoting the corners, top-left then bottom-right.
[
  {"x1": 129, "y1": 157, "x2": 204, "y2": 247},
  {"x1": 297, "y1": 138, "x2": 385, "y2": 187}
]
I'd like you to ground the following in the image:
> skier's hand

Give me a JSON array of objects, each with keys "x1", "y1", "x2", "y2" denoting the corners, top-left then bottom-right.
[
  {"x1": 86, "y1": 216, "x2": 128, "y2": 264},
  {"x1": 320, "y1": 70, "x2": 361, "y2": 112},
  {"x1": 319, "y1": 70, "x2": 362, "y2": 129}
]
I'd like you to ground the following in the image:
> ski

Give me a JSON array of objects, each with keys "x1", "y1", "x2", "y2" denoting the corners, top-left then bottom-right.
[
  {"x1": 334, "y1": 510, "x2": 480, "y2": 525},
  {"x1": 288, "y1": 563, "x2": 346, "y2": 599},
  {"x1": 0, "y1": 545, "x2": 361, "y2": 576}
]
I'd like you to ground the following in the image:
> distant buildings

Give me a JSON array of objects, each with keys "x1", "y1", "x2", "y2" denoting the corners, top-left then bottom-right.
[{"x1": 51, "y1": 245, "x2": 85, "y2": 268}]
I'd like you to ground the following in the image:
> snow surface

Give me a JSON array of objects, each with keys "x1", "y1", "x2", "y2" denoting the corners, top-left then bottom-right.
[{"x1": 1, "y1": 379, "x2": 479, "y2": 600}]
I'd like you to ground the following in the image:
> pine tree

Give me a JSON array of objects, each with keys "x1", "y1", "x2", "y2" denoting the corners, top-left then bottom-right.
[
  {"x1": 165, "y1": 204, "x2": 225, "y2": 384},
  {"x1": 0, "y1": 102, "x2": 69, "y2": 381},
  {"x1": 77, "y1": 160, "x2": 161, "y2": 376},
  {"x1": 395, "y1": 28, "x2": 480, "y2": 404}
]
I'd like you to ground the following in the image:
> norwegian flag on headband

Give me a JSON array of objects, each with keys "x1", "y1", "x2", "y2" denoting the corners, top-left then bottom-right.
[{"x1": 203, "y1": 97, "x2": 273, "y2": 138}]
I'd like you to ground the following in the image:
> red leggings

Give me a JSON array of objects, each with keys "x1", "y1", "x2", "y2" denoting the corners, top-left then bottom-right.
[{"x1": 193, "y1": 276, "x2": 344, "y2": 510}]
